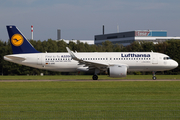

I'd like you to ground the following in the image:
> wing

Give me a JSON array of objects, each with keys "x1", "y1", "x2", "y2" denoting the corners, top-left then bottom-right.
[{"x1": 66, "y1": 47, "x2": 108, "y2": 71}]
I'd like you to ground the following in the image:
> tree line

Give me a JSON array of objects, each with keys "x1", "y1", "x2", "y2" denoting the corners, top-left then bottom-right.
[{"x1": 0, "y1": 39, "x2": 180, "y2": 75}]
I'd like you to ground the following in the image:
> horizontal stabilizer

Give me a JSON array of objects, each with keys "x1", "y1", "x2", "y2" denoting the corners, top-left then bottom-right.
[{"x1": 4, "y1": 55, "x2": 26, "y2": 61}]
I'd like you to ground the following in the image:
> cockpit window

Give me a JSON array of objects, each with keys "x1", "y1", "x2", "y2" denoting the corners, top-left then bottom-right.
[{"x1": 163, "y1": 57, "x2": 171, "y2": 60}]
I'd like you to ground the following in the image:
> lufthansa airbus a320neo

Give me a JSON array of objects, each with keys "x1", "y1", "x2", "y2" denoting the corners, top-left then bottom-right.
[{"x1": 4, "y1": 25, "x2": 178, "y2": 80}]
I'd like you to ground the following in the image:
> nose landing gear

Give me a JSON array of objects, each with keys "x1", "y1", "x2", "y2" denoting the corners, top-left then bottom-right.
[{"x1": 152, "y1": 71, "x2": 156, "y2": 80}]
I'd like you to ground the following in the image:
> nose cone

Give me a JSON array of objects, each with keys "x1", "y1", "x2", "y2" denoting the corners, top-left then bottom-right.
[
  {"x1": 174, "y1": 60, "x2": 179, "y2": 68},
  {"x1": 165, "y1": 60, "x2": 178, "y2": 71},
  {"x1": 170, "y1": 60, "x2": 178, "y2": 69}
]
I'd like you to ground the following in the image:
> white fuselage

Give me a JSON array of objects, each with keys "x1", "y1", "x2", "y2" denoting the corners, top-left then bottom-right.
[{"x1": 4, "y1": 52, "x2": 178, "y2": 72}]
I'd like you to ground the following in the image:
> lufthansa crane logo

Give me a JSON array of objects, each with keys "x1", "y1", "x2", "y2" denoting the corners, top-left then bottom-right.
[{"x1": 11, "y1": 34, "x2": 24, "y2": 46}]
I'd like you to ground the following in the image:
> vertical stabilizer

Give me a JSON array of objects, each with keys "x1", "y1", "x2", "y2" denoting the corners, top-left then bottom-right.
[{"x1": 6, "y1": 25, "x2": 40, "y2": 54}]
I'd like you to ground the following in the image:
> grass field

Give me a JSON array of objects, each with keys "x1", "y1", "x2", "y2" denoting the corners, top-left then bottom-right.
[
  {"x1": 0, "y1": 81, "x2": 180, "y2": 119},
  {"x1": 0, "y1": 75, "x2": 180, "y2": 80}
]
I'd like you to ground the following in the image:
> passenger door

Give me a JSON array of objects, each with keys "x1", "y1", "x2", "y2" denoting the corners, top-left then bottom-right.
[
  {"x1": 37, "y1": 55, "x2": 42, "y2": 65},
  {"x1": 152, "y1": 54, "x2": 158, "y2": 64}
]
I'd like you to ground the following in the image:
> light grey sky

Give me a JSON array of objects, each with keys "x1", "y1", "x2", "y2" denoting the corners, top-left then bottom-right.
[{"x1": 0, "y1": 0, "x2": 180, "y2": 41}]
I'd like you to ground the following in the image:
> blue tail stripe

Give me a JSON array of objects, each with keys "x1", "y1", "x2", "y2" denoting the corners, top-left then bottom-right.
[{"x1": 6, "y1": 25, "x2": 40, "y2": 54}]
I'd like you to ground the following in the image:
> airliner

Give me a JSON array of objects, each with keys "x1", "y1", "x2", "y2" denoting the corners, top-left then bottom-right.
[{"x1": 4, "y1": 25, "x2": 178, "y2": 80}]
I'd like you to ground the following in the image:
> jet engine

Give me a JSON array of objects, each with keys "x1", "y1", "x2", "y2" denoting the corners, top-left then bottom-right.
[{"x1": 108, "y1": 65, "x2": 127, "y2": 77}]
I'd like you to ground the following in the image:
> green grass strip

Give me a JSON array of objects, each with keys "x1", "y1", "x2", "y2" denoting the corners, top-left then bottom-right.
[{"x1": 0, "y1": 81, "x2": 180, "y2": 119}]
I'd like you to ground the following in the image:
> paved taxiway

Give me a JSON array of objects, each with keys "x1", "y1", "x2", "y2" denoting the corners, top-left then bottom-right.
[{"x1": 0, "y1": 79, "x2": 179, "y2": 82}]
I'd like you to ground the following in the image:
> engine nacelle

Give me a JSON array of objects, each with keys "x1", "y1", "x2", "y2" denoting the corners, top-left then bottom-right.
[{"x1": 108, "y1": 65, "x2": 127, "y2": 77}]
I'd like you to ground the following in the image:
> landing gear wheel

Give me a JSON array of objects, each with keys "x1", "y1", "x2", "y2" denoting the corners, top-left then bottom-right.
[
  {"x1": 152, "y1": 71, "x2": 156, "y2": 80},
  {"x1": 152, "y1": 76, "x2": 156, "y2": 80},
  {"x1": 92, "y1": 75, "x2": 98, "y2": 80}
]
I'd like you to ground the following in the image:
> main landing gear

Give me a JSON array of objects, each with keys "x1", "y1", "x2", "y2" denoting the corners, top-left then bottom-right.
[
  {"x1": 92, "y1": 69, "x2": 100, "y2": 80},
  {"x1": 152, "y1": 71, "x2": 157, "y2": 80},
  {"x1": 92, "y1": 75, "x2": 98, "y2": 80}
]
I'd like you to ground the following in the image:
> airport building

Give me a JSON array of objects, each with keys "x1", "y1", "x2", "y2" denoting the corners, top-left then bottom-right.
[
  {"x1": 95, "y1": 30, "x2": 180, "y2": 46},
  {"x1": 56, "y1": 29, "x2": 94, "y2": 45}
]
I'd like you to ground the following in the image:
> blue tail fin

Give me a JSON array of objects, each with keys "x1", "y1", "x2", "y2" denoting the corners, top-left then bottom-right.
[{"x1": 6, "y1": 25, "x2": 40, "y2": 54}]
